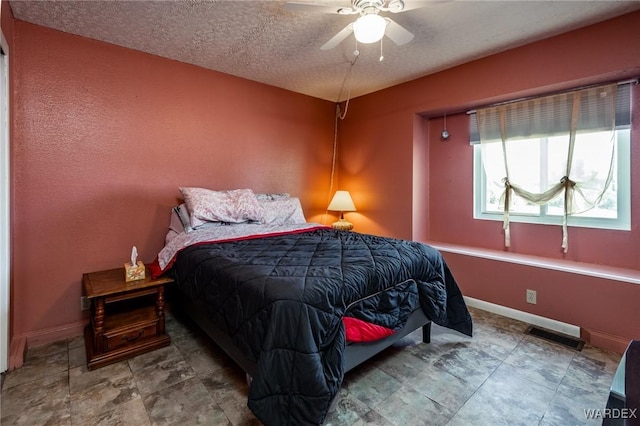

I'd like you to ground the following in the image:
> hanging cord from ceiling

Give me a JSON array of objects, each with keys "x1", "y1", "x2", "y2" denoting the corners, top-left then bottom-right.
[
  {"x1": 322, "y1": 51, "x2": 360, "y2": 225},
  {"x1": 336, "y1": 48, "x2": 360, "y2": 120}
]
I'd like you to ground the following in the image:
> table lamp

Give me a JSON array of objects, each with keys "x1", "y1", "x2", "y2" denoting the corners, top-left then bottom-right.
[{"x1": 328, "y1": 190, "x2": 357, "y2": 230}]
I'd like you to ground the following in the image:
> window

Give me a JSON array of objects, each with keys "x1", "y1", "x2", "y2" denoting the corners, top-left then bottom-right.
[
  {"x1": 470, "y1": 82, "x2": 632, "y2": 251},
  {"x1": 474, "y1": 129, "x2": 630, "y2": 226}
]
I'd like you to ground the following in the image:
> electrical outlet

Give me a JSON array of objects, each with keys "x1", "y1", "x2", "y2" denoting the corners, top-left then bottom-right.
[
  {"x1": 80, "y1": 296, "x2": 90, "y2": 311},
  {"x1": 526, "y1": 289, "x2": 537, "y2": 304}
]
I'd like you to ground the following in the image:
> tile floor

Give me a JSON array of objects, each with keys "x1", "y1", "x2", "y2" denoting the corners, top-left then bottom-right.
[{"x1": 0, "y1": 307, "x2": 621, "y2": 425}]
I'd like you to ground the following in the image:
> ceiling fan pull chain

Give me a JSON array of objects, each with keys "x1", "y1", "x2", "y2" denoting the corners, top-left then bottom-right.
[{"x1": 379, "y1": 38, "x2": 384, "y2": 61}]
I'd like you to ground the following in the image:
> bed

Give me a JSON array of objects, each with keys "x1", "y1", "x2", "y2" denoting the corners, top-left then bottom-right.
[{"x1": 152, "y1": 188, "x2": 473, "y2": 425}]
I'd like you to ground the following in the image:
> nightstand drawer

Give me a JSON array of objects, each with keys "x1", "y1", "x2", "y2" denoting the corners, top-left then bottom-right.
[{"x1": 104, "y1": 321, "x2": 158, "y2": 351}]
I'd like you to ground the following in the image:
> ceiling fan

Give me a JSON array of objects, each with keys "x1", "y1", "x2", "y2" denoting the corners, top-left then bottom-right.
[{"x1": 285, "y1": 0, "x2": 433, "y2": 50}]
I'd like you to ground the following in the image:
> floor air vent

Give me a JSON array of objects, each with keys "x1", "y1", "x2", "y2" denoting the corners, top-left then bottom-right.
[{"x1": 525, "y1": 326, "x2": 585, "y2": 351}]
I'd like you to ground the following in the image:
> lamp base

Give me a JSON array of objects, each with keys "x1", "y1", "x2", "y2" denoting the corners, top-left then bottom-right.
[{"x1": 331, "y1": 219, "x2": 354, "y2": 231}]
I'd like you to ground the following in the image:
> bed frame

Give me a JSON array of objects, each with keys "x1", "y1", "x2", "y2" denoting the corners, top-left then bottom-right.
[{"x1": 174, "y1": 290, "x2": 432, "y2": 377}]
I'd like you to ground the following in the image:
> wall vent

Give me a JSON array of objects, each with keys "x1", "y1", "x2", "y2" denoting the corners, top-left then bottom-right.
[{"x1": 526, "y1": 326, "x2": 585, "y2": 351}]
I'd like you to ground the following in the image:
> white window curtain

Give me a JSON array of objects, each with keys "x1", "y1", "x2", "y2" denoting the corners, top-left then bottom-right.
[{"x1": 476, "y1": 83, "x2": 619, "y2": 252}]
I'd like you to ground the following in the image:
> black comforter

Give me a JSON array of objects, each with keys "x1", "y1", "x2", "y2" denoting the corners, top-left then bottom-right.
[{"x1": 172, "y1": 228, "x2": 472, "y2": 425}]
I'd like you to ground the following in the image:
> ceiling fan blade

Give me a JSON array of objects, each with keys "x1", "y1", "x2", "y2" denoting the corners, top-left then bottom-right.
[
  {"x1": 284, "y1": 2, "x2": 346, "y2": 14},
  {"x1": 384, "y1": 18, "x2": 414, "y2": 45},
  {"x1": 320, "y1": 23, "x2": 354, "y2": 50},
  {"x1": 386, "y1": 0, "x2": 450, "y2": 13}
]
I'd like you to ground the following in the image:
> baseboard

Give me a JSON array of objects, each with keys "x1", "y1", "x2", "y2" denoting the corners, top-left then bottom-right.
[
  {"x1": 581, "y1": 328, "x2": 631, "y2": 355},
  {"x1": 25, "y1": 321, "x2": 86, "y2": 348},
  {"x1": 464, "y1": 296, "x2": 581, "y2": 338},
  {"x1": 8, "y1": 336, "x2": 26, "y2": 371},
  {"x1": 464, "y1": 296, "x2": 630, "y2": 354},
  {"x1": 8, "y1": 320, "x2": 86, "y2": 370}
]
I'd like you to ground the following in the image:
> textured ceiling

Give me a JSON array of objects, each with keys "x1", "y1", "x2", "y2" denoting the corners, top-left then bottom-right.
[{"x1": 9, "y1": 0, "x2": 640, "y2": 102}]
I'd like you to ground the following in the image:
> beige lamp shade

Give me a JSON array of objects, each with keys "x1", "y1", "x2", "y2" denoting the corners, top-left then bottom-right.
[
  {"x1": 327, "y1": 190, "x2": 357, "y2": 212},
  {"x1": 327, "y1": 191, "x2": 356, "y2": 231}
]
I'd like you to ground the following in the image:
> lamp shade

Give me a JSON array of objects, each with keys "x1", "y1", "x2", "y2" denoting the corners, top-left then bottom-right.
[
  {"x1": 328, "y1": 190, "x2": 357, "y2": 212},
  {"x1": 353, "y1": 14, "x2": 387, "y2": 44}
]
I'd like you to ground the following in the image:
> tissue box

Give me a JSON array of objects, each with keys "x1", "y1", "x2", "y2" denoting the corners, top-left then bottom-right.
[{"x1": 124, "y1": 261, "x2": 145, "y2": 282}]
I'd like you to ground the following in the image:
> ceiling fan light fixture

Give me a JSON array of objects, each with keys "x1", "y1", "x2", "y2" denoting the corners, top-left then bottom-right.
[{"x1": 353, "y1": 14, "x2": 387, "y2": 44}]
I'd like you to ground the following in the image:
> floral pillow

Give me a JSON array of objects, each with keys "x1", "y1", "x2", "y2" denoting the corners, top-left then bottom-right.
[
  {"x1": 172, "y1": 203, "x2": 223, "y2": 233},
  {"x1": 179, "y1": 187, "x2": 265, "y2": 225},
  {"x1": 260, "y1": 197, "x2": 307, "y2": 225}
]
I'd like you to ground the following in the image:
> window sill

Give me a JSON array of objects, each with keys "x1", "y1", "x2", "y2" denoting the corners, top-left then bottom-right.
[{"x1": 426, "y1": 241, "x2": 640, "y2": 286}]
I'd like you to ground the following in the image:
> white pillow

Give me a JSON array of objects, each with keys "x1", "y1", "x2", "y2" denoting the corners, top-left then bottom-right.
[
  {"x1": 172, "y1": 204, "x2": 192, "y2": 232},
  {"x1": 169, "y1": 205, "x2": 187, "y2": 233},
  {"x1": 260, "y1": 197, "x2": 307, "y2": 225},
  {"x1": 255, "y1": 193, "x2": 290, "y2": 201}
]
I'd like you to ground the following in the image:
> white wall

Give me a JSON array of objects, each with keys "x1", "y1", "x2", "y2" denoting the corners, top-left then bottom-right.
[{"x1": 0, "y1": 31, "x2": 10, "y2": 372}]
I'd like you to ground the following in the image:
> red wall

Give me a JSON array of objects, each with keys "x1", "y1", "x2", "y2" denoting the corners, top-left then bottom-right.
[
  {"x1": 6, "y1": 19, "x2": 335, "y2": 355},
  {"x1": 340, "y1": 11, "x2": 640, "y2": 351}
]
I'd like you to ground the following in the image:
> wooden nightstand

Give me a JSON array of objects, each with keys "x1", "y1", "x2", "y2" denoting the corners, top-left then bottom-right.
[{"x1": 83, "y1": 266, "x2": 172, "y2": 370}]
